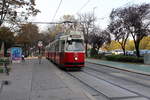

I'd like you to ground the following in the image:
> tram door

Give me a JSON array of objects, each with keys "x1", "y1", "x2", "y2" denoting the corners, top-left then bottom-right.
[{"x1": 60, "y1": 40, "x2": 65, "y2": 65}]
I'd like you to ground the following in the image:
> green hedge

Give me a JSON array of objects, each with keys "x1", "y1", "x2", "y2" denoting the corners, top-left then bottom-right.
[
  {"x1": 0, "y1": 67, "x2": 3, "y2": 73},
  {"x1": 0, "y1": 67, "x2": 11, "y2": 73},
  {"x1": 0, "y1": 57, "x2": 11, "y2": 73},
  {"x1": 0, "y1": 58, "x2": 9, "y2": 62},
  {"x1": 105, "y1": 55, "x2": 143, "y2": 63},
  {"x1": 0, "y1": 57, "x2": 10, "y2": 64},
  {"x1": 90, "y1": 54, "x2": 104, "y2": 59}
]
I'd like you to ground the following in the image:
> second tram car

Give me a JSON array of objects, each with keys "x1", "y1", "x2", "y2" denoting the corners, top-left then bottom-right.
[{"x1": 45, "y1": 31, "x2": 85, "y2": 69}]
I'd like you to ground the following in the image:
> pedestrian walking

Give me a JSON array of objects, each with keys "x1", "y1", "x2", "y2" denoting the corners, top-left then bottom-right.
[
  {"x1": 38, "y1": 55, "x2": 42, "y2": 64},
  {"x1": 22, "y1": 54, "x2": 25, "y2": 62},
  {"x1": 4, "y1": 63, "x2": 9, "y2": 75}
]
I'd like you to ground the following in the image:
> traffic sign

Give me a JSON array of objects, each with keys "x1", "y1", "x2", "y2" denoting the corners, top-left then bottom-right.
[{"x1": 38, "y1": 41, "x2": 43, "y2": 47}]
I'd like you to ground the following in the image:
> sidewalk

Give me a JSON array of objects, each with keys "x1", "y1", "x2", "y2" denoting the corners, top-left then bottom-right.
[
  {"x1": 0, "y1": 59, "x2": 95, "y2": 100},
  {"x1": 86, "y1": 58, "x2": 150, "y2": 76},
  {"x1": 0, "y1": 71, "x2": 10, "y2": 94}
]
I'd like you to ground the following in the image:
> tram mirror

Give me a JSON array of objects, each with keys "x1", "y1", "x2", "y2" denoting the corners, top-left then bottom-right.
[
  {"x1": 67, "y1": 37, "x2": 72, "y2": 44},
  {"x1": 67, "y1": 40, "x2": 72, "y2": 45}
]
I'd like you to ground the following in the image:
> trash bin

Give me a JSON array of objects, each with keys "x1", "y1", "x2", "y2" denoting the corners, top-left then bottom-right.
[{"x1": 144, "y1": 54, "x2": 150, "y2": 64}]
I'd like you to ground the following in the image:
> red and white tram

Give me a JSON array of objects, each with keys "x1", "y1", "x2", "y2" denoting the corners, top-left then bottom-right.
[{"x1": 45, "y1": 31, "x2": 85, "y2": 69}]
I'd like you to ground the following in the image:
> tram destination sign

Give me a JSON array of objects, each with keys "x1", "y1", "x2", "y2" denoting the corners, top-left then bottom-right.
[{"x1": 70, "y1": 35, "x2": 81, "y2": 38}]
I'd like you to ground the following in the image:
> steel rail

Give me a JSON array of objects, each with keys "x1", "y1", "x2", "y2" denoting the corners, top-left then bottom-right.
[
  {"x1": 85, "y1": 66, "x2": 150, "y2": 100},
  {"x1": 85, "y1": 63, "x2": 150, "y2": 88},
  {"x1": 66, "y1": 71, "x2": 112, "y2": 100}
]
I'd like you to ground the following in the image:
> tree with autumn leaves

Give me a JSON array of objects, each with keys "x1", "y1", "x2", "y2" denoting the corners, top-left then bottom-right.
[
  {"x1": 0, "y1": 26, "x2": 15, "y2": 56},
  {"x1": 102, "y1": 37, "x2": 150, "y2": 51},
  {"x1": 108, "y1": 4, "x2": 150, "y2": 57},
  {"x1": 15, "y1": 23, "x2": 43, "y2": 56},
  {"x1": 0, "y1": 0, "x2": 40, "y2": 26},
  {"x1": 0, "y1": 0, "x2": 40, "y2": 56}
]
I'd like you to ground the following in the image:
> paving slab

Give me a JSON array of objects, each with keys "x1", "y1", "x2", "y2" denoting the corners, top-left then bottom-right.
[
  {"x1": 30, "y1": 59, "x2": 94, "y2": 100},
  {"x1": 0, "y1": 81, "x2": 2, "y2": 93},
  {"x1": 0, "y1": 59, "x2": 95, "y2": 100}
]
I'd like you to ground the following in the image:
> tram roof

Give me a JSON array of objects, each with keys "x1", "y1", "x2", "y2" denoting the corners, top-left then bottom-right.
[
  {"x1": 46, "y1": 31, "x2": 84, "y2": 48},
  {"x1": 59, "y1": 31, "x2": 84, "y2": 40}
]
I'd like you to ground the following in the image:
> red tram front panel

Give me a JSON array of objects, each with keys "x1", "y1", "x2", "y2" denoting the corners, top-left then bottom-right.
[{"x1": 60, "y1": 52, "x2": 84, "y2": 67}]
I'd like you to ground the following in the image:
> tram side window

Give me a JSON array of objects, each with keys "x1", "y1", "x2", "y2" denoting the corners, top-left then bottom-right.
[
  {"x1": 52, "y1": 45, "x2": 54, "y2": 52},
  {"x1": 56, "y1": 41, "x2": 59, "y2": 51},
  {"x1": 61, "y1": 40, "x2": 65, "y2": 52},
  {"x1": 49, "y1": 46, "x2": 51, "y2": 52},
  {"x1": 53, "y1": 45, "x2": 55, "y2": 52}
]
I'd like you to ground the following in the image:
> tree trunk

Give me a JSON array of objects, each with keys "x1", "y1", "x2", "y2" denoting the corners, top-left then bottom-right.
[
  {"x1": 119, "y1": 42, "x2": 126, "y2": 56},
  {"x1": 135, "y1": 41, "x2": 140, "y2": 57},
  {"x1": 0, "y1": 21, "x2": 2, "y2": 26},
  {"x1": 122, "y1": 47, "x2": 126, "y2": 55},
  {"x1": 85, "y1": 42, "x2": 88, "y2": 57}
]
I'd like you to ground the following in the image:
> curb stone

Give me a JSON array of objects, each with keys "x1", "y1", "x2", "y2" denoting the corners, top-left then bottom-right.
[{"x1": 86, "y1": 59, "x2": 150, "y2": 76}]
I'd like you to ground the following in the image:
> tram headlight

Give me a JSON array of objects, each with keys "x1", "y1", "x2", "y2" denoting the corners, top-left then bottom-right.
[{"x1": 74, "y1": 57, "x2": 78, "y2": 61}]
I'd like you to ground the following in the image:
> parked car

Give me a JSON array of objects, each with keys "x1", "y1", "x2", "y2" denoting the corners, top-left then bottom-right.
[
  {"x1": 98, "y1": 50, "x2": 112, "y2": 55},
  {"x1": 140, "y1": 50, "x2": 150, "y2": 56},
  {"x1": 98, "y1": 50, "x2": 105, "y2": 54},
  {"x1": 126, "y1": 51, "x2": 134, "y2": 56},
  {"x1": 111, "y1": 50, "x2": 124, "y2": 55},
  {"x1": 146, "y1": 50, "x2": 150, "y2": 54},
  {"x1": 104, "y1": 51, "x2": 112, "y2": 55},
  {"x1": 133, "y1": 50, "x2": 150, "y2": 56}
]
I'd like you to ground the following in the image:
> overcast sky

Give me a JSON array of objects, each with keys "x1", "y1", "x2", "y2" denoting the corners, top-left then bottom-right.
[{"x1": 31, "y1": 0, "x2": 150, "y2": 30}]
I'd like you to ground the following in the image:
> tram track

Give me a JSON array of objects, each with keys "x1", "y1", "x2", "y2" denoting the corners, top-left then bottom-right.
[
  {"x1": 85, "y1": 65, "x2": 150, "y2": 88},
  {"x1": 66, "y1": 71, "x2": 111, "y2": 100},
  {"x1": 63, "y1": 61, "x2": 150, "y2": 100},
  {"x1": 66, "y1": 70, "x2": 150, "y2": 100},
  {"x1": 83, "y1": 67, "x2": 150, "y2": 100}
]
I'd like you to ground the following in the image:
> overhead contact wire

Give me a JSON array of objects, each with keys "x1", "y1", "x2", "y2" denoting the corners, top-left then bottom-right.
[
  {"x1": 77, "y1": 0, "x2": 90, "y2": 14},
  {"x1": 52, "y1": 0, "x2": 63, "y2": 21}
]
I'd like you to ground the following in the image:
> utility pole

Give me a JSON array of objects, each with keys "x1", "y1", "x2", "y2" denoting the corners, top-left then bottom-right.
[
  {"x1": 38, "y1": 41, "x2": 43, "y2": 64},
  {"x1": 92, "y1": 7, "x2": 97, "y2": 28}
]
